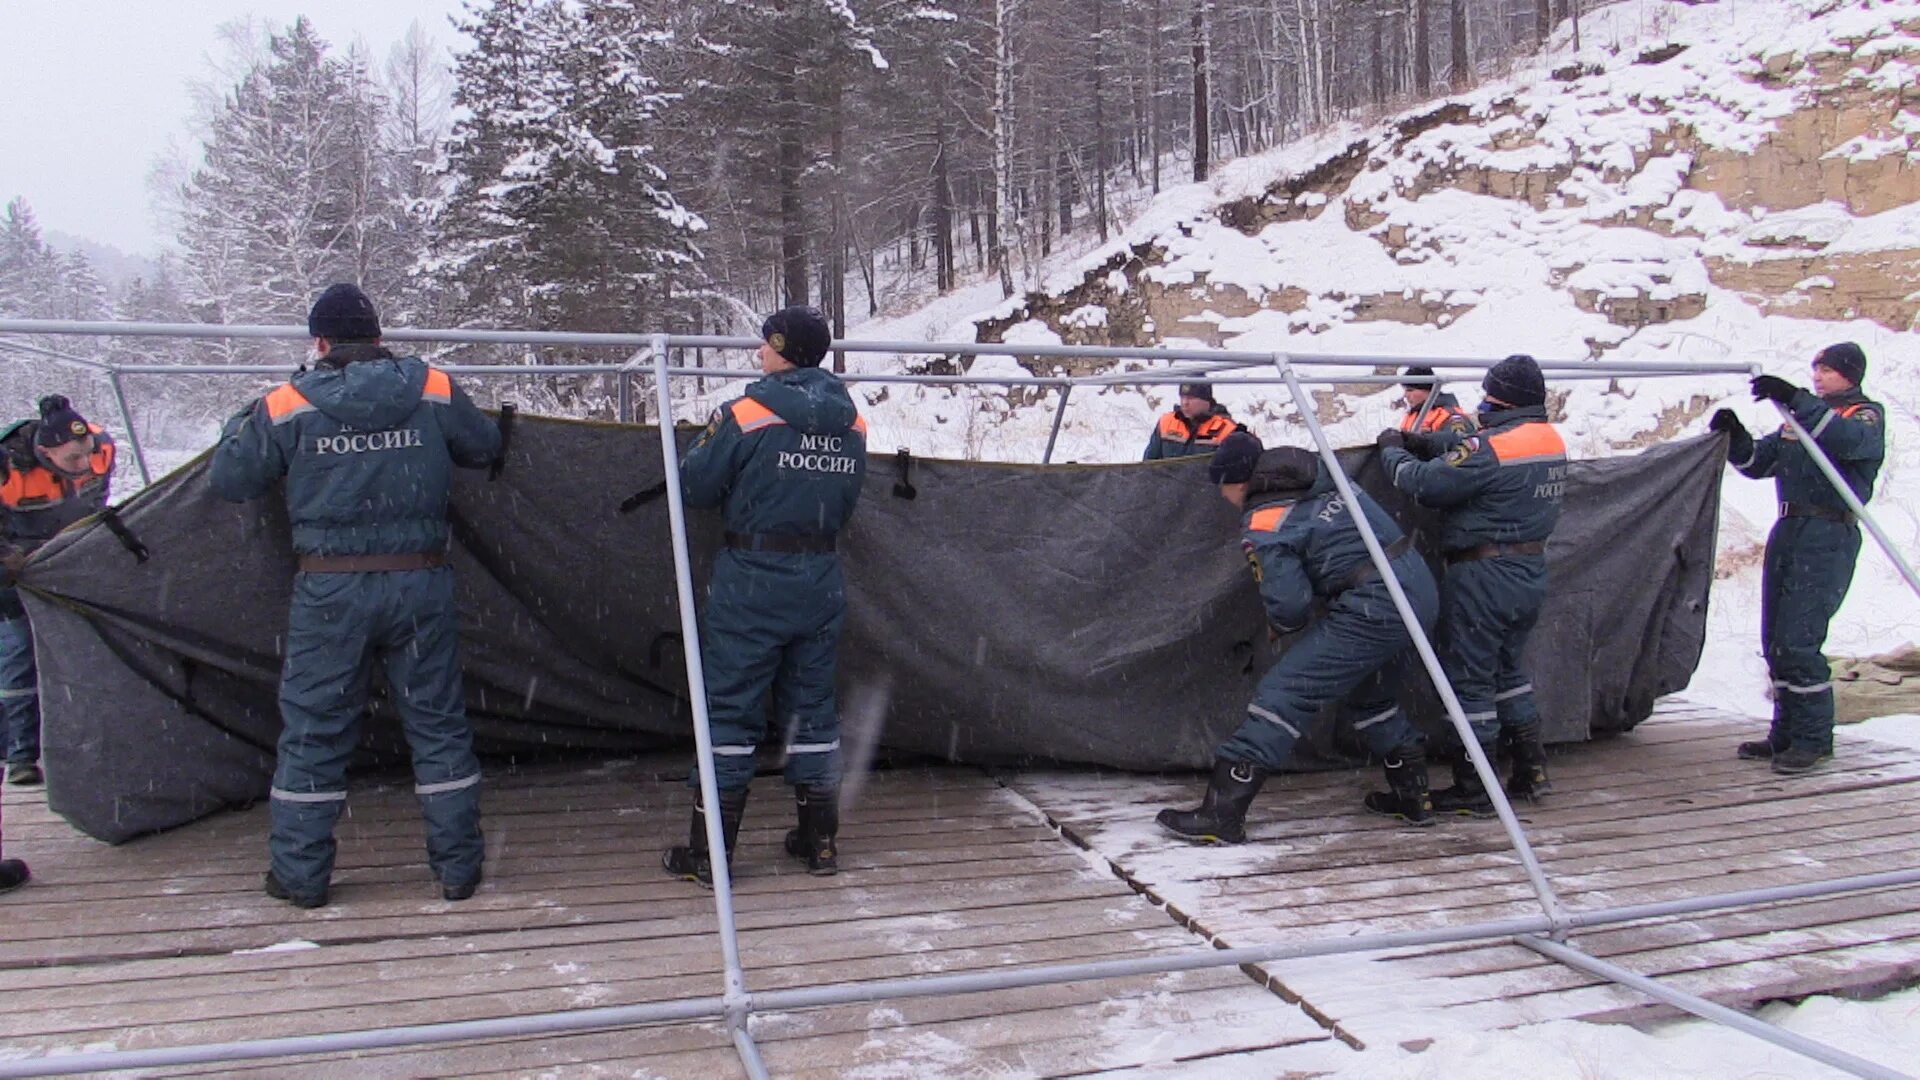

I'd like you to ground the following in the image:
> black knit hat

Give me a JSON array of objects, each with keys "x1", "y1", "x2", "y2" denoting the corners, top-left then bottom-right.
[
  {"x1": 307, "y1": 283, "x2": 381, "y2": 342},
  {"x1": 1483, "y1": 354, "x2": 1546, "y2": 409},
  {"x1": 34, "y1": 395, "x2": 91, "y2": 448},
  {"x1": 761, "y1": 306, "x2": 832, "y2": 368},
  {"x1": 1179, "y1": 381, "x2": 1215, "y2": 403},
  {"x1": 1401, "y1": 365, "x2": 1436, "y2": 390},
  {"x1": 1208, "y1": 430, "x2": 1263, "y2": 484},
  {"x1": 1249, "y1": 446, "x2": 1320, "y2": 494},
  {"x1": 1815, "y1": 342, "x2": 1866, "y2": 386}
]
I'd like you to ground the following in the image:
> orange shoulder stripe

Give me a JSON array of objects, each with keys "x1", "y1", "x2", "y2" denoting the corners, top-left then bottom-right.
[
  {"x1": 1487, "y1": 422, "x2": 1566, "y2": 464},
  {"x1": 1, "y1": 466, "x2": 63, "y2": 507},
  {"x1": 729, "y1": 397, "x2": 785, "y2": 433},
  {"x1": 265, "y1": 384, "x2": 315, "y2": 425},
  {"x1": 422, "y1": 367, "x2": 453, "y2": 404},
  {"x1": 1247, "y1": 506, "x2": 1290, "y2": 532},
  {"x1": 853, "y1": 415, "x2": 869, "y2": 437}
]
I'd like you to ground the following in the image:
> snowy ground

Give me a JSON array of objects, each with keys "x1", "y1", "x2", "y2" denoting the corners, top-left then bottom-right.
[{"x1": 1177, "y1": 983, "x2": 1920, "y2": 1079}]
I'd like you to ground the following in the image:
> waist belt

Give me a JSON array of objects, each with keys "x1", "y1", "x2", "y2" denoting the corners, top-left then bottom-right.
[
  {"x1": 1340, "y1": 535, "x2": 1415, "y2": 592},
  {"x1": 1780, "y1": 502, "x2": 1855, "y2": 525},
  {"x1": 724, "y1": 531, "x2": 837, "y2": 555},
  {"x1": 298, "y1": 551, "x2": 447, "y2": 573},
  {"x1": 1446, "y1": 540, "x2": 1546, "y2": 565}
]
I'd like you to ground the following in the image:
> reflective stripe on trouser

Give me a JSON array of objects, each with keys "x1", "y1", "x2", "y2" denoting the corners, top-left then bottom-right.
[
  {"x1": 1437, "y1": 555, "x2": 1547, "y2": 746},
  {"x1": 1761, "y1": 516, "x2": 1860, "y2": 754},
  {"x1": 1218, "y1": 574, "x2": 1438, "y2": 771},
  {"x1": 0, "y1": 614, "x2": 39, "y2": 765},
  {"x1": 699, "y1": 549, "x2": 849, "y2": 793},
  {"x1": 271, "y1": 567, "x2": 483, "y2": 897}
]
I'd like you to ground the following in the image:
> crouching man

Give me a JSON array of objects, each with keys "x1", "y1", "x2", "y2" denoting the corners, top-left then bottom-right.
[{"x1": 1157, "y1": 432, "x2": 1440, "y2": 844}]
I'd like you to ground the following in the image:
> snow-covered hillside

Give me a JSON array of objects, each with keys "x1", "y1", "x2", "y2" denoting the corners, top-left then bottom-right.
[{"x1": 805, "y1": 0, "x2": 1920, "y2": 719}]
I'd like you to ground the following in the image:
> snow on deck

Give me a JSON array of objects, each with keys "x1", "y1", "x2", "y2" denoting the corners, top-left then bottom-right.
[{"x1": 1, "y1": 700, "x2": 1918, "y2": 1076}]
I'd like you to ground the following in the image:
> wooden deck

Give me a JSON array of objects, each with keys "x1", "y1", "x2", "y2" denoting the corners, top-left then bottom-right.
[{"x1": 1, "y1": 701, "x2": 1917, "y2": 1076}]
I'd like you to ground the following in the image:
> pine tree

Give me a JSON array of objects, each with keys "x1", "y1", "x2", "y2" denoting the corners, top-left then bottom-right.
[{"x1": 173, "y1": 18, "x2": 409, "y2": 329}]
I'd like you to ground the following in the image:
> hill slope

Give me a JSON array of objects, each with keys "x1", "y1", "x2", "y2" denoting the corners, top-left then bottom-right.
[{"x1": 821, "y1": 0, "x2": 1920, "y2": 718}]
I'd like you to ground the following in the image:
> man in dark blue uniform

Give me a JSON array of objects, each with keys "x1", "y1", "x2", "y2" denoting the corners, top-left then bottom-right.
[
  {"x1": 1157, "y1": 433, "x2": 1441, "y2": 843},
  {"x1": 1710, "y1": 343, "x2": 1884, "y2": 775},
  {"x1": 211, "y1": 284, "x2": 502, "y2": 909},
  {"x1": 0, "y1": 395, "x2": 116, "y2": 787},
  {"x1": 1398, "y1": 366, "x2": 1475, "y2": 438},
  {"x1": 664, "y1": 306, "x2": 868, "y2": 885},
  {"x1": 1378, "y1": 355, "x2": 1566, "y2": 816},
  {"x1": 1143, "y1": 382, "x2": 1242, "y2": 460}
]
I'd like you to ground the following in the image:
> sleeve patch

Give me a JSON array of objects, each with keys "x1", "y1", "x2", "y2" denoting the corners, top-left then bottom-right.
[
  {"x1": 1445, "y1": 437, "x2": 1479, "y2": 466},
  {"x1": 1241, "y1": 539, "x2": 1264, "y2": 584}
]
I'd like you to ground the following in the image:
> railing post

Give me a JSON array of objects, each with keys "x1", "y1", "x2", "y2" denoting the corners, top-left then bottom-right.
[
  {"x1": 646, "y1": 333, "x2": 759, "y2": 1052},
  {"x1": 1274, "y1": 353, "x2": 1570, "y2": 935},
  {"x1": 1042, "y1": 382, "x2": 1073, "y2": 464},
  {"x1": 106, "y1": 369, "x2": 152, "y2": 488}
]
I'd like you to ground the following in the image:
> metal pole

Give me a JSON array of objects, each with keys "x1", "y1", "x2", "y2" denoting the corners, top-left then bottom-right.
[
  {"x1": 104, "y1": 369, "x2": 152, "y2": 488},
  {"x1": 0, "y1": 338, "x2": 117, "y2": 371},
  {"x1": 1042, "y1": 384, "x2": 1073, "y2": 464},
  {"x1": 1767, "y1": 393, "x2": 1920, "y2": 601},
  {"x1": 732, "y1": 1027, "x2": 773, "y2": 1080},
  {"x1": 1518, "y1": 936, "x2": 1914, "y2": 1080},
  {"x1": 6, "y1": 865, "x2": 1918, "y2": 1078},
  {"x1": 0, "y1": 319, "x2": 1757, "y2": 374},
  {"x1": 1274, "y1": 353, "x2": 1570, "y2": 932},
  {"x1": 647, "y1": 333, "x2": 755, "y2": 1027}
]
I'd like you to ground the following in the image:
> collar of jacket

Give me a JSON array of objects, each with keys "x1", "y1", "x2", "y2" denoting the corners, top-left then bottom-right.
[
  {"x1": 319, "y1": 342, "x2": 397, "y2": 369},
  {"x1": 1477, "y1": 403, "x2": 1548, "y2": 429},
  {"x1": 1821, "y1": 387, "x2": 1870, "y2": 408}
]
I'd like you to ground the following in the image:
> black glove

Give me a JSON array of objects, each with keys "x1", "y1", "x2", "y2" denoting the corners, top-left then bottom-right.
[
  {"x1": 1708, "y1": 408, "x2": 1746, "y2": 436},
  {"x1": 1376, "y1": 429, "x2": 1407, "y2": 452},
  {"x1": 1751, "y1": 375, "x2": 1798, "y2": 405},
  {"x1": 1402, "y1": 431, "x2": 1438, "y2": 459}
]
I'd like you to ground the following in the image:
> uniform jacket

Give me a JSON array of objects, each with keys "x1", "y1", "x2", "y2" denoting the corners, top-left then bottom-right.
[
  {"x1": 1380, "y1": 404, "x2": 1567, "y2": 552},
  {"x1": 1399, "y1": 392, "x2": 1475, "y2": 437},
  {"x1": 1240, "y1": 455, "x2": 1413, "y2": 633},
  {"x1": 1143, "y1": 405, "x2": 1240, "y2": 460},
  {"x1": 209, "y1": 346, "x2": 502, "y2": 556},
  {"x1": 681, "y1": 366, "x2": 868, "y2": 539},
  {"x1": 1733, "y1": 387, "x2": 1884, "y2": 511},
  {"x1": 0, "y1": 420, "x2": 116, "y2": 617}
]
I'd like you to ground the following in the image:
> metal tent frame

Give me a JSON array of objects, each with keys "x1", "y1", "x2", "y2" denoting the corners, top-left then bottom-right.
[{"x1": 0, "y1": 318, "x2": 1915, "y2": 1080}]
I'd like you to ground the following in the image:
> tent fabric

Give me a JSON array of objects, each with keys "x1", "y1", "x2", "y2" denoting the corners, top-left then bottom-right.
[{"x1": 23, "y1": 418, "x2": 1724, "y2": 843}]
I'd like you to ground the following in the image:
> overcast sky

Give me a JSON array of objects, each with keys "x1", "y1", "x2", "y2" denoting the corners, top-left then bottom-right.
[{"x1": 0, "y1": 2, "x2": 468, "y2": 257}]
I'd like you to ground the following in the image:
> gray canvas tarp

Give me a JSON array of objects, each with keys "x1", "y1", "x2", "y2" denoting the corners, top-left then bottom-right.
[{"x1": 23, "y1": 418, "x2": 1724, "y2": 843}]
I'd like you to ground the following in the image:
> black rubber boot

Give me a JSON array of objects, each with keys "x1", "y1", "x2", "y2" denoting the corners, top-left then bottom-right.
[
  {"x1": 783, "y1": 785, "x2": 840, "y2": 875},
  {"x1": 1504, "y1": 722, "x2": 1554, "y2": 801},
  {"x1": 1737, "y1": 739, "x2": 1786, "y2": 761},
  {"x1": 442, "y1": 869, "x2": 482, "y2": 902},
  {"x1": 1156, "y1": 759, "x2": 1267, "y2": 844},
  {"x1": 1430, "y1": 753, "x2": 1499, "y2": 819},
  {"x1": 1771, "y1": 745, "x2": 1832, "y2": 775},
  {"x1": 0, "y1": 858, "x2": 29, "y2": 896},
  {"x1": 1363, "y1": 746, "x2": 1435, "y2": 826},
  {"x1": 663, "y1": 788, "x2": 749, "y2": 888},
  {"x1": 263, "y1": 870, "x2": 328, "y2": 909},
  {"x1": 6, "y1": 762, "x2": 42, "y2": 787}
]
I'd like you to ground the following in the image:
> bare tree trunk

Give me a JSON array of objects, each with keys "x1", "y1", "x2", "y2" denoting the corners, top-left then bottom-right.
[
  {"x1": 1149, "y1": 0, "x2": 1163, "y2": 193},
  {"x1": 1414, "y1": 0, "x2": 1432, "y2": 94},
  {"x1": 1093, "y1": 0, "x2": 1109, "y2": 242},
  {"x1": 827, "y1": 77, "x2": 847, "y2": 372},
  {"x1": 933, "y1": 130, "x2": 955, "y2": 292},
  {"x1": 992, "y1": 0, "x2": 1017, "y2": 298},
  {"x1": 1191, "y1": 0, "x2": 1210, "y2": 181},
  {"x1": 777, "y1": 61, "x2": 807, "y2": 304},
  {"x1": 1449, "y1": 0, "x2": 1471, "y2": 91}
]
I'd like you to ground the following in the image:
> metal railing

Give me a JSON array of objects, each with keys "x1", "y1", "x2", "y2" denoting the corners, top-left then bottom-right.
[{"x1": 0, "y1": 317, "x2": 1914, "y2": 1080}]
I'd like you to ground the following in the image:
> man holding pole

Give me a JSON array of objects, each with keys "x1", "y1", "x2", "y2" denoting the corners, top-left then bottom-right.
[{"x1": 1710, "y1": 343, "x2": 1884, "y2": 775}]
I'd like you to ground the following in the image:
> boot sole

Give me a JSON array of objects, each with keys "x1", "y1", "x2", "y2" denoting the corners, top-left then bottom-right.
[
  {"x1": 1155, "y1": 821, "x2": 1245, "y2": 844},
  {"x1": 1364, "y1": 805, "x2": 1438, "y2": 827},
  {"x1": 1771, "y1": 758, "x2": 1833, "y2": 776}
]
